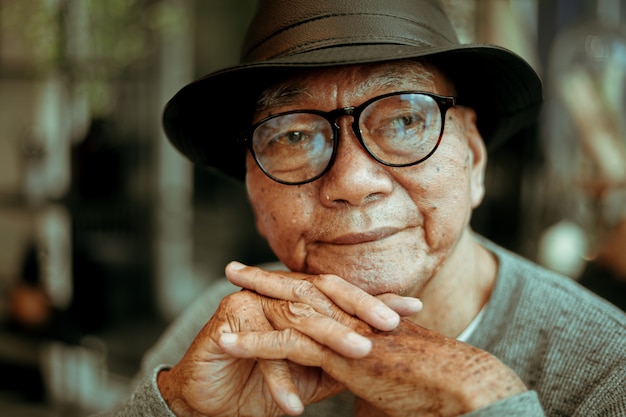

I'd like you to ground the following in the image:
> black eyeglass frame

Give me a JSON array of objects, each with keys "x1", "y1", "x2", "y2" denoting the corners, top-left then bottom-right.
[{"x1": 239, "y1": 91, "x2": 458, "y2": 185}]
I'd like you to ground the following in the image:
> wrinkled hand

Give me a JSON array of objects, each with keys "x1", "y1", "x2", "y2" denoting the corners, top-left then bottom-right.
[
  {"x1": 350, "y1": 320, "x2": 528, "y2": 417},
  {"x1": 226, "y1": 317, "x2": 528, "y2": 417},
  {"x1": 224, "y1": 264, "x2": 528, "y2": 417},
  {"x1": 158, "y1": 262, "x2": 422, "y2": 417}
]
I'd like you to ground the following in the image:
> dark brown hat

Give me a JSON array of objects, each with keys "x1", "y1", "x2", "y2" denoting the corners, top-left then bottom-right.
[{"x1": 163, "y1": 0, "x2": 542, "y2": 180}]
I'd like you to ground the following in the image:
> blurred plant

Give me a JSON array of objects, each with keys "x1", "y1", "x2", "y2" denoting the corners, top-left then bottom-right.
[{"x1": 0, "y1": 0, "x2": 186, "y2": 115}]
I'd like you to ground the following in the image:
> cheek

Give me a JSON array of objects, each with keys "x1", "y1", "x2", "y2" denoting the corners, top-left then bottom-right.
[
  {"x1": 400, "y1": 149, "x2": 473, "y2": 247},
  {"x1": 246, "y1": 169, "x2": 315, "y2": 269},
  {"x1": 255, "y1": 193, "x2": 307, "y2": 238}
]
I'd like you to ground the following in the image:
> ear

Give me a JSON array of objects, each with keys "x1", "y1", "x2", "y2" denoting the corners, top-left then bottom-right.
[{"x1": 462, "y1": 107, "x2": 487, "y2": 209}]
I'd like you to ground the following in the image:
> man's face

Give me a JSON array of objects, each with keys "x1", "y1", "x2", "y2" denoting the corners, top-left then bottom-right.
[{"x1": 245, "y1": 61, "x2": 487, "y2": 297}]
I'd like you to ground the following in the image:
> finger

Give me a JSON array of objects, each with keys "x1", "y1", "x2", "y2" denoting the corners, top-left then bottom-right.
[
  {"x1": 257, "y1": 359, "x2": 304, "y2": 416},
  {"x1": 277, "y1": 302, "x2": 372, "y2": 357},
  {"x1": 220, "y1": 308, "x2": 371, "y2": 359},
  {"x1": 222, "y1": 290, "x2": 370, "y2": 357},
  {"x1": 219, "y1": 331, "x2": 327, "y2": 365},
  {"x1": 375, "y1": 293, "x2": 423, "y2": 316},
  {"x1": 226, "y1": 262, "x2": 400, "y2": 331},
  {"x1": 219, "y1": 330, "x2": 362, "y2": 404},
  {"x1": 307, "y1": 274, "x2": 401, "y2": 331},
  {"x1": 226, "y1": 262, "x2": 339, "y2": 317}
]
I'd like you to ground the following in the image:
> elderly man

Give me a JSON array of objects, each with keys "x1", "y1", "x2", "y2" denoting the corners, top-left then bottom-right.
[{"x1": 98, "y1": 1, "x2": 626, "y2": 416}]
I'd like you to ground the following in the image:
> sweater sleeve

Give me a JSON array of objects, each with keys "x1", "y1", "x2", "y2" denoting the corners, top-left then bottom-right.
[
  {"x1": 462, "y1": 391, "x2": 545, "y2": 417},
  {"x1": 90, "y1": 365, "x2": 175, "y2": 417}
]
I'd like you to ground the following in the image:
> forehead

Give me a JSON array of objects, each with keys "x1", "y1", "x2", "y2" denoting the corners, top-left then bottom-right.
[{"x1": 255, "y1": 60, "x2": 451, "y2": 113}]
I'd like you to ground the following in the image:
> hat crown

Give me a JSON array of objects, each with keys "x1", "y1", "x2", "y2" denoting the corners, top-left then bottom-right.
[
  {"x1": 241, "y1": 0, "x2": 460, "y2": 63},
  {"x1": 163, "y1": 0, "x2": 542, "y2": 180}
]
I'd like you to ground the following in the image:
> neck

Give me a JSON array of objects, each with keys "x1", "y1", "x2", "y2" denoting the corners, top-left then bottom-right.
[{"x1": 408, "y1": 231, "x2": 497, "y2": 338}]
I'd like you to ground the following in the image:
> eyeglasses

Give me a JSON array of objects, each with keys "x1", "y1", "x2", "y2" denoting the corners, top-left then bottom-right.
[{"x1": 240, "y1": 91, "x2": 457, "y2": 185}]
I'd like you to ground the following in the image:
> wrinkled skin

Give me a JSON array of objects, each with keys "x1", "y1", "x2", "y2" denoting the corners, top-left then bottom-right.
[
  {"x1": 158, "y1": 267, "x2": 423, "y2": 416},
  {"x1": 159, "y1": 264, "x2": 525, "y2": 417},
  {"x1": 222, "y1": 264, "x2": 526, "y2": 417},
  {"x1": 159, "y1": 289, "x2": 342, "y2": 417},
  {"x1": 158, "y1": 61, "x2": 528, "y2": 416},
  {"x1": 245, "y1": 61, "x2": 493, "y2": 338},
  {"x1": 251, "y1": 317, "x2": 522, "y2": 417}
]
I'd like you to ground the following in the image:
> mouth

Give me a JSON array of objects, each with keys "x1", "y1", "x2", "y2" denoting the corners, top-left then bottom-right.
[{"x1": 327, "y1": 227, "x2": 403, "y2": 245}]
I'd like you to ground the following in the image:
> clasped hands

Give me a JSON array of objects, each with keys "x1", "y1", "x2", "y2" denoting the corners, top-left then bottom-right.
[{"x1": 157, "y1": 262, "x2": 526, "y2": 417}]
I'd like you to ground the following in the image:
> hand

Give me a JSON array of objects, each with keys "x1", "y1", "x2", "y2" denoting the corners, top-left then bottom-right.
[
  {"x1": 158, "y1": 262, "x2": 423, "y2": 417},
  {"x1": 158, "y1": 289, "x2": 344, "y2": 417},
  {"x1": 225, "y1": 316, "x2": 528, "y2": 417},
  {"x1": 222, "y1": 264, "x2": 527, "y2": 417},
  {"x1": 225, "y1": 261, "x2": 423, "y2": 331}
]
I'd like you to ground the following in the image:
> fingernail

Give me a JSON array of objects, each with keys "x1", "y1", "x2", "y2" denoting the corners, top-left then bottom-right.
[
  {"x1": 220, "y1": 333, "x2": 238, "y2": 346},
  {"x1": 346, "y1": 332, "x2": 372, "y2": 355},
  {"x1": 228, "y1": 261, "x2": 246, "y2": 271},
  {"x1": 405, "y1": 297, "x2": 423, "y2": 311},
  {"x1": 375, "y1": 305, "x2": 398, "y2": 321},
  {"x1": 286, "y1": 393, "x2": 303, "y2": 413}
]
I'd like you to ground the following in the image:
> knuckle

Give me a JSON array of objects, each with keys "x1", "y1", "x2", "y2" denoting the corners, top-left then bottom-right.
[
  {"x1": 218, "y1": 291, "x2": 266, "y2": 330},
  {"x1": 353, "y1": 290, "x2": 373, "y2": 308},
  {"x1": 221, "y1": 289, "x2": 254, "y2": 309},
  {"x1": 305, "y1": 273, "x2": 338, "y2": 294},
  {"x1": 219, "y1": 292, "x2": 240, "y2": 310},
  {"x1": 291, "y1": 280, "x2": 317, "y2": 300},
  {"x1": 280, "y1": 328, "x2": 307, "y2": 354},
  {"x1": 287, "y1": 301, "x2": 317, "y2": 319},
  {"x1": 268, "y1": 328, "x2": 297, "y2": 353},
  {"x1": 280, "y1": 327, "x2": 298, "y2": 342},
  {"x1": 312, "y1": 273, "x2": 338, "y2": 286}
]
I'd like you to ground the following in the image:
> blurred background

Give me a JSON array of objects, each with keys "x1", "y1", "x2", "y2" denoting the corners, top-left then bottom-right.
[{"x1": 0, "y1": 0, "x2": 624, "y2": 415}]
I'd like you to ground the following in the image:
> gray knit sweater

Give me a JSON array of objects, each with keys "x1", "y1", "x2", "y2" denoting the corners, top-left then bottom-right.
[{"x1": 96, "y1": 238, "x2": 626, "y2": 416}]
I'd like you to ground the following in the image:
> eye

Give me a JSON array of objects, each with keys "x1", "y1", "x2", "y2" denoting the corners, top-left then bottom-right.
[
  {"x1": 273, "y1": 130, "x2": 308, "y2": 145},
  {"x1": 370, "y1": 109, "x2": 427, "y2": 138},
  {"x1": 253, "y1": 113, "x2": 327, "y2": 151},
  {"x1": 390, "y1": 112, "x2": 425, "y2": 131},
  {"x1": 251, "y1": 113, "x2": 335, "y2": 182}
]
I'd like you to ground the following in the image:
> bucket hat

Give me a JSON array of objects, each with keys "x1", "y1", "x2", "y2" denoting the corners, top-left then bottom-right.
[{"x1": 163, "y1": 0, "x2": 542, "y2": 180}]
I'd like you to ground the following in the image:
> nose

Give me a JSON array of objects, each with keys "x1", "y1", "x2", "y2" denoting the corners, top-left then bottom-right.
[{"x1": 318, "y1": 118, "x2": 394, "y2": 207}]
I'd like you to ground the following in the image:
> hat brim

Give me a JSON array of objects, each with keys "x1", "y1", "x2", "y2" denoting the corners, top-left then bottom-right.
[{"x1": 163, "y1": 43, "x2": 542, "y2": 180}]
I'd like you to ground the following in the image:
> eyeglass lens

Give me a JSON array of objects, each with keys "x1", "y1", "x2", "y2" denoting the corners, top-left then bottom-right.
[{"x1": 251, "y1": 92, "x2": 445, "y2": 184}]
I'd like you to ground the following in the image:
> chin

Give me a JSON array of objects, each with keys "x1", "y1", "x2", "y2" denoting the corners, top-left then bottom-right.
[{"x1": 305, "y1": 259, "x2": 424, "y2": 296}]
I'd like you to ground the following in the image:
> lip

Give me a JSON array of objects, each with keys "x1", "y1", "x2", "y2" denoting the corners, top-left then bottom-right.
[{"x1": 327, "y1": 227, "x2": 403, "y2": 245}]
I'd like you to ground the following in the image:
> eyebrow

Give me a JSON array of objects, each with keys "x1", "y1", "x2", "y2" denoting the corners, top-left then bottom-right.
[
  {"x1": 255, "y1": 84, "x2": 310, "y2": 113},
  {"x1": 358, "y1": 62, "x2": 435, "y2": 95},
  {"x1": 255, "y1": 61, "x2": 436, "y2": 113}
]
